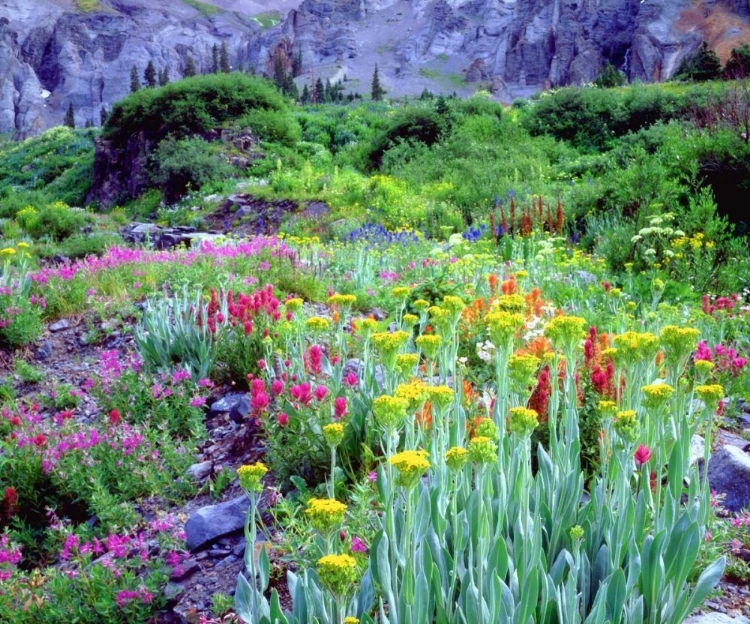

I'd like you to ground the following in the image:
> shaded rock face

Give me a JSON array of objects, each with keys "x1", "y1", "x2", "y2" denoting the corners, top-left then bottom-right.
[
  {"x1": 3, "y1": 0, "x2": 750, "y2": 137},
  {"x1": 0, "y1": 0, "x2": 260, "y2": 137}
]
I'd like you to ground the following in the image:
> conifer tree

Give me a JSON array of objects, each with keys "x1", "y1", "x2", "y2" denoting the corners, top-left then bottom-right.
[
  {"x1": 273, "y1": 51, "x2": 287, "y2": 90},
  {"x1": 315, "y1": 77, "x2": 325, "y2": 103},
  {"x1": 183, "y1": 54, "x2": 197, "y2": 77},
  {"x1": 301, "y1": 84, "x2": 310, "y2": 104},
  {"x1": 100, "y1": 106, "x2": 108, "y2": 126},
  {"x1": 130, "y1": 65, "x2": 140, "y2": 92},
  {"x1": 292, "y1": 47, "x2": 303, "y2": 77},
  {"x1": 64, "y1": 102, "x2": 75, "y2": 128},
  {"x1": 212, "y1": 44, "x2": 219, "y2": 73},
  {"x1": 144, "y1": 60, "x2": 157, "y2": 88},
  {"x1": 725, "y1": 43, "x2": 750, "y2": 79},
  {"x1": 220, "y1": 42, "x2": 231, "y2": 73},
  {"x1": 371, "y1": 64, "x2": 384, "y2": 101},
  {"x1": 159, "y1": 66, "x2": 170, "y2": 86}
]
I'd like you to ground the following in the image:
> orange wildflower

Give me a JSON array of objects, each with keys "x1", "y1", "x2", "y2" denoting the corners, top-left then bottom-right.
[
  {"x1": 416, "y1": 401, "x2": 433, "y2": 429},
  {"x1": 488, "y1": 273, "x2": 499, "y2": 296}
]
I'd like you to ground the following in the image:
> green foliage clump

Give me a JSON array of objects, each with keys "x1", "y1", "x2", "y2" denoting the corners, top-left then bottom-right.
[
  {"x1": 725, "y1": 43, "x2": 750, "y2": 79},
  {"x1": 149, "y1": 138, "x2": 233, "y2": 203},
  {"x1": 103, "y1": 73, "x2": 288, "y2": 148},
  {"x1": 594, "y1": 61, "x2": 626, "y2": 88},
  {"x1": 366, "y1": 105, "x2": 450, "y2": 169},
  {"x1": 236, "y1": 108, "x2": 301, "y2": 146},
  {"x1": 14, "y1": 202, "x2": 92, "y2": 242}
]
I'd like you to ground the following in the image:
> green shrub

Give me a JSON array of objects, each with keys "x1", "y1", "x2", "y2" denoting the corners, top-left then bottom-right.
[
  {"x1": 366, "y1": 106, "x2": 450, "y2": 169},
  {"x1": 149, "y1": 138, "x2": 234, "y2": 203},
  {"x1": 103, "y1": 73, "x2": 287, "y2": 148},
  {"x1": 15, "y1": 202, "x2": 91, "y2": 242},
  {"x1": 236, "y1": 108, "x2": 301, "y2": 146}
]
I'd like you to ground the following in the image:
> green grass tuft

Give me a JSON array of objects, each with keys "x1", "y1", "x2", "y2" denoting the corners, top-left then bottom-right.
[
  {"x1": 181, "y1": 0, "x2": 221, "y2": 17},
  {"x1": 252, "y1": 10, "x2": 281, "y2": 29},
  {"x1": 75, "y1": 0, "x2": 100, "y2": 12}
]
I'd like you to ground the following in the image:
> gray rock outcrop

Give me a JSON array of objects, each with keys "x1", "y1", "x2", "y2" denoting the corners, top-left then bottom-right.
[
  {"x1": 707, "y1": 445, "x2": 750, "y2": 512},
  {"x1": 184, "y1": 494, "x2": 250, "y2": 551},
  {"x1": 2, "y1": 0, "x2": 750, "y2": 136}
]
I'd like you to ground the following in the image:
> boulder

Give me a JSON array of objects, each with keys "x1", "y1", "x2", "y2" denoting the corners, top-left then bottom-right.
[
  {"x1": 707, "y1": 445, "x2": 750, "y2": 512},
  {"x1": 184, "y1": 495, "x2": 250, "y2": 551}
]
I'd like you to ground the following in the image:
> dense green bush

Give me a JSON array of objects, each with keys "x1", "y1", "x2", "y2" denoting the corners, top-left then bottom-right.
[
  {"x1": 149, "y1": 138, "x2": 234, "y2": 203},
  {"x1": 236, "y1": 108, "x2": 301, "y2": 146},
  {"x1": 366, "y1": 106, "x2": 451, "y2": 169},
  {"x1": 103, "y1": 73, "x2": 288, "y2": 147}
]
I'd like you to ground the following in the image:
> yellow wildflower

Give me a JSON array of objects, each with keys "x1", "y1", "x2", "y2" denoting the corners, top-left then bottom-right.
[
  {"x1": 285, "y1": 298, "x2": 304, "y2": 312},
  {"x1": 445, "y1": 446, "x2": 468, "y2": 472},
  {"x1": 306, "y1": 316, "x2": 330, "y2": 332},
  {"x1": 467, "y1": 436, "x2": 497, "y2": 464},
  {"x1": 328, "y1": 293, "x2": 357, "y2": 307},
  {"x1": 237, "y1": 463, "x2": 268, "y2": 494},
  {"x1": 415, "y1": 334, "x2": 442, "y2": 359},
  {"x1": 695, "y1": 384, "x2": 724, "y2": 412},
  {"x1": 395, "y1": 381, "x2": 429, "y2": 412},
  {"x1": 323, "y1": 423, "x2": 345, "y2": 447},
  {"x1": 427, "y1": 385, "x2": 454, "y2": 412},
  {"x1": 508, "y1": 406, "x2": 539, "y2": 437},
  {"x1": 641, "y1": 383, "x2": 674, "y2": 409},
  {"x1": 317, "y1": 554, "x2": 358, "y2": 595},
  {"x1": 305, "y1": 498, "x2": 347, "y2": 533},
  {"x1": 389, "y1": 449, "x2": 430, "y2": 488},
  {"x1": 660, "y1": 325, "x2": 700, "y2": 367},
  {"x1": 372, "y1": 395, "x2": 409, "y2": 429}
]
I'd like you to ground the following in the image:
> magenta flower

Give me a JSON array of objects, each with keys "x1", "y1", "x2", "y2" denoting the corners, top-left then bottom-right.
[
  {"x1": 634, "y1": 444, "x2": 652, "y2": 467},
  {"x1": 334, "y1": 397, "x2": 348, "y2": 419},
  {"x1": 350, "y1": 536, "x2": 368, "y2": 553},
  {"x1": 314, "y1": 386, "x2": 328, "y2": 402}
]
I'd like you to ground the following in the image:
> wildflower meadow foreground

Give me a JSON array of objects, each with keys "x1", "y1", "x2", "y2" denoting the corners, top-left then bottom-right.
[{"x1": 1, "y1": 220, "x2": 749, "y2": 624}]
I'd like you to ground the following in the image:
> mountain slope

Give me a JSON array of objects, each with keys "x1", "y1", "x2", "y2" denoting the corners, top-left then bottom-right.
[{"x1": 1, "y1": 0, "x2": 749, "y2": 137}]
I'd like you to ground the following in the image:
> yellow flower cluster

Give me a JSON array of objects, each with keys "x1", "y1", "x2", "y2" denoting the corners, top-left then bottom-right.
[
  {"x1": 660, "y1": 326, "x2": 700, "y2": 366},
  {"x1": 613, "y1": 331, "x2": 660, "y2": 367},
  {"x1": 508, "y1": 406, "x2": 539, "y2": 437},
  {"x1": 328, "y1": 293, "x2": 357, "y2": 307},
  {"x1": 695, "y1": 360, "x2": 715, "y2": 377},
  {"x1": 486, "y1": 311, "x2": 524, "y2": 345},
  {"x1": 445, "y1": 446, "x2": 468, "y2": 472},
  {"x1": 468, "y1": 436, "x2": 497, "y2": 464},
  {"x1": 344, "y1": 618, "x2": 360, "y2": 624},
  {"x1": 357, "y1": 318, "x2": 379, "y2": 336},
  {"x1": 508, "y1": 354, "x2": 540, "y2": 390},
  {"x1": 284, "y1": 297, "x2": 304, "y2": 312},
  {"x1": 392, "y1": 286, "x2": 411, "y2": 299},
  {"x1": 416, "y1": 334, "x2": 442, "y2": 359},
  {"x1": 641, "y1": 383, "x2": 674, "y2": 409},
  {"x1": 389, "y1": 449, "x2": 430, "y2": 488},
  {"x1": 544, "y1": 316, "x2": 586, "y2": 351},
  {"x1": 472, "y1": 417, "x2": 498, "y2": 441},
  {"x1": 0, "y1": 248, "x2": 16, "y2": 255},
  {"x1": 413, "y1": 299, "x2": 430, "y2": 312},
  {"x1": 402, "y1": 313, "x2": 418, "y2": 327},
  {"x1": 323, "y1": 423, "x2": 345, "y2": 447},
  {"x1": 495, "y1": 294, "x2": 525, "y2": 312},
  {"x1": 442, "y1": 295, "x2": 466, "y2": 322},
  {"x1": 305, "y1": 498, "x2": 347, "y2": 533},
  {"x1": 614, "y1": 410, "x2": 639, "y2": 442},
  {"x1": 695, "y1": 384, "x2": 724, "y2": 411},
  {"x1": 317, "y1": 554, "x2": 358, "y2": 595},
  {"x1": 395, "y1": 381, "x2": 429, "y2": 412},
  {"x1": 372, "y1": 395, "x2": 409, "y2": 429},
  {"x1": 395, "y1": 353, "x2": 419, "y2": 376},
  {"x1": 598, "y1": 400, "x2": 618, "y2": 417},
  {"x1": 372, "y1": 330, "x2": 410, "y2": 354},
  {"x1": 428, "y1": 385, "x2": 454, "y2": 411},
  {"x1": 237, "y1": 463, "x2": 268, "y2": 494},
  {"x1": 306, "y1": 316, "x2": 330, "y2": 331}
]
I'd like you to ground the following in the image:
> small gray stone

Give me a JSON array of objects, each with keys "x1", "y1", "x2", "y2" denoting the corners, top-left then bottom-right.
[
  {"x1": 186, "y1": 461, "x2": 212, "y2": 482},
  {"x1": 184, "y1": 495, "x2": 250, "y2": 551},
  {"x1": 707, "y1": 445, "x2": 750, "y2": 512},
  {"x1": 209, "y1": 393, "x2": 251, "y2": 424},
  {"x1": 34, "y1": 340, "x2": 53, "y2": 360},
  {"x1": 684, "y1": 614, "x2": 750, "y2": 623},
  {"x1": 49, "y1": 319, "x2": 70, "y2": 332},
  {"x1": 232, "y1": 538, "x2": 247, "y2": 557},
  {"x1": 215, "y1": 554, "x2": 239, "y2": 568}
]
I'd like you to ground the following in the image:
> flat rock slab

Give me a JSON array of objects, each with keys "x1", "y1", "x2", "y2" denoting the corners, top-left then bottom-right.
[
  {"x1": 685, "y1": 614, "x2": 750, "y2": 623},
  {"x1": 707, "y1": 445, "x2": 750, "y2": 512},
  {"x1": 184, "y1": 495, "x2": 249, "y2": 551}
]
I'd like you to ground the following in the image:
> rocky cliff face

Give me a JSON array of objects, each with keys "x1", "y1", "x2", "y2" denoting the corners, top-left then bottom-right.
[
  {"x1": 0, "y1": 0, "x2": 263, "y2": 137},
  {"x1": 2, "y1": 0, "x2": 750, "y2": 137}
]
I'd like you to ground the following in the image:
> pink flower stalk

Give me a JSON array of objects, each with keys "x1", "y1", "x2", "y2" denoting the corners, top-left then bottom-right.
[
  {"x1": 334, "y1": 397, "x2": 348, "y2": 419},
  {"x1": 350, "y1": 536, "x2": 368, "y2": 553},
  {"x1": 634, "y1": 444, "x2": 652, "y2": 468},
  {"x1": 314, "y1": 386, "x2": 328, "y2": 402}
]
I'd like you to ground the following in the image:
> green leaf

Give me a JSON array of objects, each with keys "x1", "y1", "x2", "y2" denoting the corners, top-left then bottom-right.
[
  {"x1": 605, "y1": 569, "x2": 626, "y2": 624},
  {"x1": 235, "y1": 571, "x2": 254, "y2": 622},
  {"x1": 269, "y1": 589, "x2": 288, "y2": 624},
  {"x1": 258, "y1": 543, "x2": 270, "y2": 592}
]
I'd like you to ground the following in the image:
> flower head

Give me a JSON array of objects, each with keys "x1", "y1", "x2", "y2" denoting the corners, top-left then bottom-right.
[
  {"x1": 467, "y1": 436, "x2": 497, "y2": 464},
  {"x1": 306, "y1": 316, "x2": 330, "y2": 332},
  {"x1": 614, "y1": 410, "x2": 639, "y2": 442},
  {"x1": 508, "y1": 406, "x2": 539, "y2": 437},
  {"x1": 317, "y1": 554, "x2": 358, "y2": 596},
  {"x1": 372, "y1": 395, "x2": 409, "y2": 429},
  {"x1": 445, "y1": 446, "x2": 468, "y2": 472},
  {"x1": 389, "y1": 449, "x2": 430, "y2": 488},
  {"x1": 660, "y1": 326, "x2": 700, "y2": 368},
  {"x1": 305, "y1": 498, "x2": 347, "y2": 533},
  {"x1": 696, "y1": 384, "x2": 724, "y2": 412},
  {"x1": 634, "y1": 444, "x2": 652, "y2": 467},
  {"x1": 641, "y1": 382, "x2": 674, "y2": 409},
  {"x1": 237, "y1": 463, "x2": 268, "y2": 494},
  {"x1": 415, "y1": 334, "x2": 442, "y2": 359},
  {"x1": 323, "y1": 423, "x2": 345, "y2": 447},
  {"x1": 544, "y1": 316, "x2": 586, "y2": 352}
]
